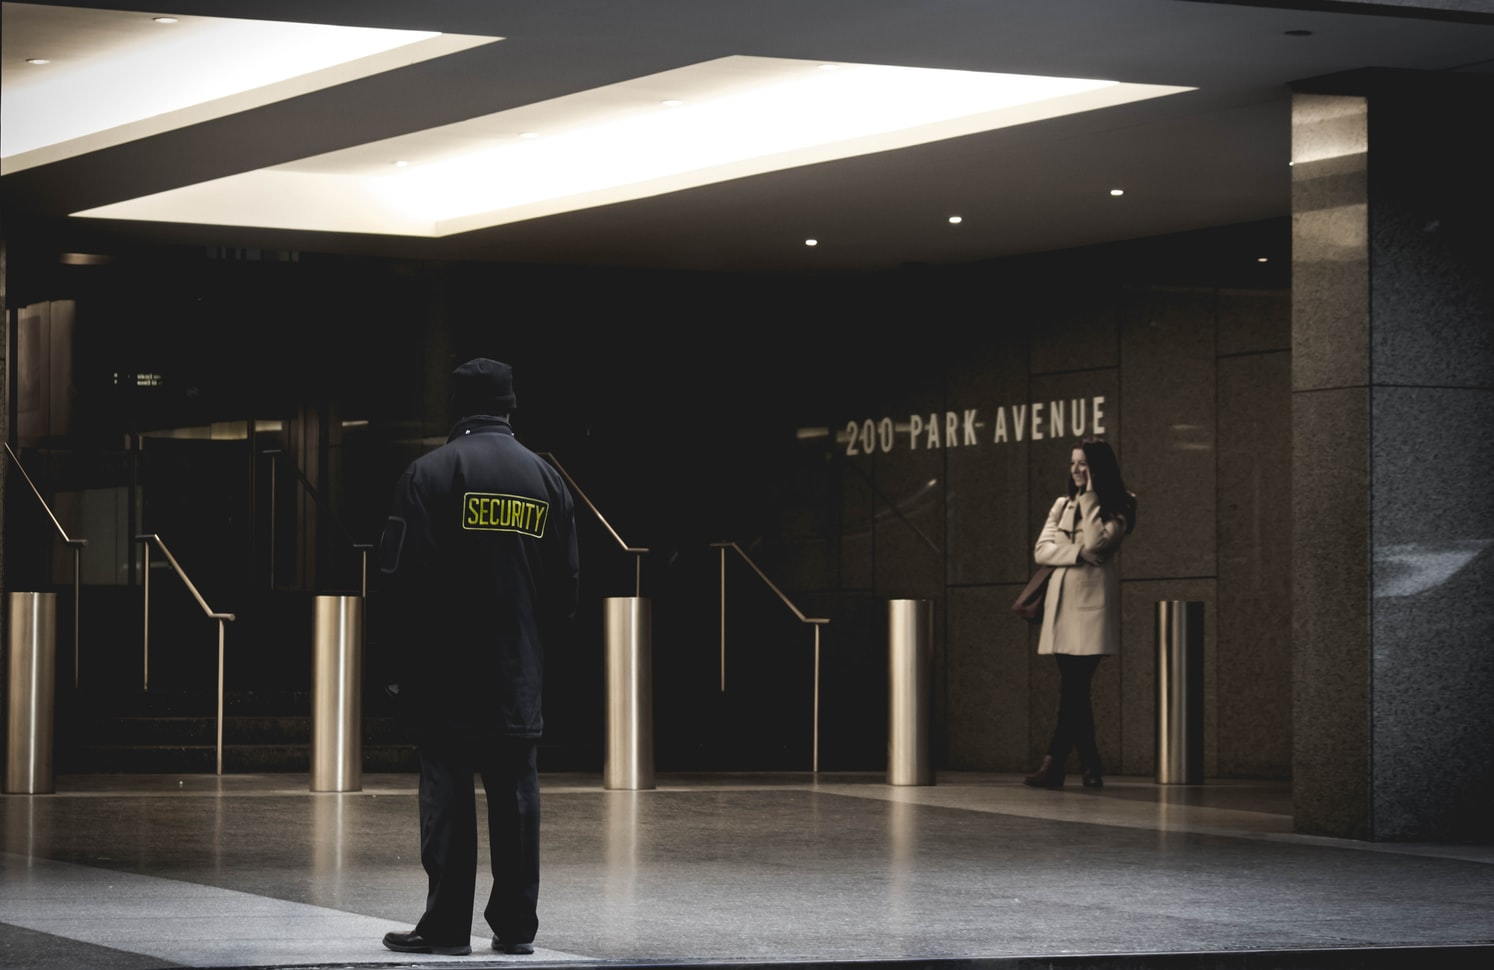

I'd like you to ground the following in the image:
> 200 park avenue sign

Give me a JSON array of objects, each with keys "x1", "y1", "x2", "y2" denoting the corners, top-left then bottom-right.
[{"x1": 842, "y1": 395, "x2": 1108, "y2": 456}]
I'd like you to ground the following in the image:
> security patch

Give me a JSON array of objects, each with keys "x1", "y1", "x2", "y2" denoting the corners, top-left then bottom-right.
[{"x1": 463, "y1": 492, "x2": 549, "y2": 537}]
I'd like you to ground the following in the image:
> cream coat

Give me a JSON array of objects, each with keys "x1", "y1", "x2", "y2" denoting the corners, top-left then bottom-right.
[{"x1": 1034, "y1": 491, "x2": 1128, "y2": 656}]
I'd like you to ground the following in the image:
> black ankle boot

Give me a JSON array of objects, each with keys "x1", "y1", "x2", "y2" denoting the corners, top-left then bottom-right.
[
  {"x1": 1023, "y1": 755, "x2": 1065, "y2": 789},
  {"x1": 1081, "y1": 767, "x2": 1103, "y2": 789}
]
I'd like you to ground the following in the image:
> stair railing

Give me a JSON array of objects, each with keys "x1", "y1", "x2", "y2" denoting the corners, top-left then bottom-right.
[
  {"x1": 710, "y1": 541, "x2": 830, "y2": 772},
  {"x1": 135, "y1": 533, "x2": 236, "y2": 775},
  {"x1": 4, "y1": 442, "x2": 88, "y2": 687},
  {"x1": 261, "y1": 449, "x2": 373, "y2": 595},
  {"x1": 539, "y1": 453, "x2": 648, "y2": 596}
]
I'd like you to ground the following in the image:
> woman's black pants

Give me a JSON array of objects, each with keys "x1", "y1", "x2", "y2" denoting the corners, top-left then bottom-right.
[{"x1": 1047, "y1": 653, "x2": 1104, "y2": 772}]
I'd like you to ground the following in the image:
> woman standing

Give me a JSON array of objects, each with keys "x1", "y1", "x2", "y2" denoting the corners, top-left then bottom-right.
[{"x1": 1024, "y1": 437, "x2": 1136, "y2": 790}]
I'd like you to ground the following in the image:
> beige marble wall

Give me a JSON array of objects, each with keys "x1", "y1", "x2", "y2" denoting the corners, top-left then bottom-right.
[
  {"x1": 944, "y1": 337, "x2": 1031, "y2": 588},
  {"x1": 1217, "y1": 346, "x2": 1292, "y2": 777},
  {"x1": 1119, "y1": 287, "x2": 1217, "y2": 581},
  {"x1": 871, "y1": 390, "x2": 948, "y2": 603},
  {"x1": 839, "y1": 453, "x2": 876, "y2": 591},
  {"x1": 1114, "y1": 288, "x2": 1219, "y2": 778},
  {"x1": 1218, "y1": 289, "x2": 1291, "y2": 356},
  {"x1": 945, "y1": 585, "x2": 1029, "y2": 770},
  {"x1": 1112, "y1": 285, "x2": 1223, "y2": 777}
]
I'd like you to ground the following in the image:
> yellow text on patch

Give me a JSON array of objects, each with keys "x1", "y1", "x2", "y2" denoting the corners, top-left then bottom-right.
[{"x1": 463, "y1": 493, "x2": 549, "y2": 537}]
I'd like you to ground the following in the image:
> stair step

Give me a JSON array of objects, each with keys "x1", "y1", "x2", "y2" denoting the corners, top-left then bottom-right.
[
  {"x1": 73, "y1": 715, "x2": 411, "y2": 744},
  {"x1": 56, "y1": 683, "x2": 418, "y2": 773},
  {"x1": 57, "y1": 743, "x2": 418, "y2": 774},
  {"x1": 70, "y1": 689, "x2": 328, "y2": 718}
]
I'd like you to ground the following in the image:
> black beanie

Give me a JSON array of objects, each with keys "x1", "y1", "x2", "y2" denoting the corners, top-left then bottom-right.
[{"x1": 451, "y1": 358, "x2": 517, "y2": 415}]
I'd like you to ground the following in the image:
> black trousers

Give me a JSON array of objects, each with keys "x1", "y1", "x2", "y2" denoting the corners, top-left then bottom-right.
[
  {"x1": 414, "y1": 734, "x2": 540, "y2": 946},
  {"x1": 1047, "y1": 654, "x2": 1104, "y2": 772}
]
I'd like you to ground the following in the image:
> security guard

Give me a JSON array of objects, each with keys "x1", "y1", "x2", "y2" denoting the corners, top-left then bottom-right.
[{"x1": 379, "y1": 358, "x2": 580, "y2": 957}]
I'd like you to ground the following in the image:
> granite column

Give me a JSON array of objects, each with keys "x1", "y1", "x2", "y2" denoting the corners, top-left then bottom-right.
[{"x1": 1291, "y1": 69, "x2": 1494, "y2": 841}]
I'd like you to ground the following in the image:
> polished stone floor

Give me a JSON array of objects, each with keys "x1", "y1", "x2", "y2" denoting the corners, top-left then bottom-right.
[{"x1": 2, "y1": 771, "x2": 1491, "y2": 970}]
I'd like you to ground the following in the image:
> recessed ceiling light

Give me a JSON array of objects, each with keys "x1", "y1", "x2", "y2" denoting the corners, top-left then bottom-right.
[
  {"x1": 805, "y1": 239, "x2": 819, "y2": 247},
  {"x1": 74, "y1": 56, "x2": 1192, "y2": 237},
  {"x1": 26, "y1": 58, "x2": 51, "y2": 65},
  {"x1": 1257, "y1": 257, "x2": 1269, "y2": 263},
  {"x1": 1110, "y1": 188, "x2": 1125, "y2": 196},
  {"x1": 153, "y1": 17, "x2": 179, "y2": 24},
  {"x1": 948, "y1": 215, "x2": 963, "y2": 224}
]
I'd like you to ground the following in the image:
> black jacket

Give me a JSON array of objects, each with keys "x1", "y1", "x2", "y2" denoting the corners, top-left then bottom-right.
[{"x1": 377, "y1": 414, "x2": 580, "y2": 738}]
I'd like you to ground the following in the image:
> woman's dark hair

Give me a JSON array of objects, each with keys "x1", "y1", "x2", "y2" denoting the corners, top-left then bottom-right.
[{"x1": 1068, "y1": 437, "x2": 1137, "y2": 534}]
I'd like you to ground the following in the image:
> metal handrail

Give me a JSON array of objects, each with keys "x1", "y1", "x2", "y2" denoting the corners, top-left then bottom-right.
[
  {"x1": 539, "y1": 452, "x2": 649, "y2": 597},
  {"x1": 261, "y1": 449, "x2": 373, "y2": 595},
  {"x1": 136, "y1": 533, "x2": 236, "y2": 775},
  {"x1": 4, "y1": 442, "x2": 88, "y2": 687},
  {"x1": 710, "y1": 540, "x2": 830, "y2": 772}
]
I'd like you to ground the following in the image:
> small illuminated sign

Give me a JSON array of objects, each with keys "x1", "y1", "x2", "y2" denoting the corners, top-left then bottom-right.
[{"x1": 112, "y1": 371, "x2": 163, "y2": 387}]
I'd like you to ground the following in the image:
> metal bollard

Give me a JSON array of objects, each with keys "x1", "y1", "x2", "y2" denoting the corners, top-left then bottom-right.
[
  {"x1": 311, "y1": 595, "x2": 363, "y2": 792},
  {"x1": 1155, "y1": 600, "x2": 1204, "y2": 784},
  {"x1": 6, "y1": 592, "x2": 57, "y2": 794},
  {"x1": 604, "y1": 596, "x2": 654, "y2": 791},
  {"x1": 887, "y1": 598, "x2": 934, "y2": 786}
]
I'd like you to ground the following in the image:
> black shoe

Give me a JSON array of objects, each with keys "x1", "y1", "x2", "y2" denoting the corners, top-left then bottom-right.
[
  {"x1": 1023, "y1": 755, "x2": 1065, "y2": 789},
  {"x1": 1082, "y1": 768, "x2": 1104, "y2": 789},
  {"x1": 493, "y1": 937, "x2": 535, "y2": 954},
  {"x1": 383, "y1": 930, "x2": 472, "y2": 955}
]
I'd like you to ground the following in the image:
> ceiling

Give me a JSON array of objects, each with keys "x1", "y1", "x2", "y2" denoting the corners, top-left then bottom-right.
[{"x1": 3, "y1": 0, "x2": 1492, "y2": 275}]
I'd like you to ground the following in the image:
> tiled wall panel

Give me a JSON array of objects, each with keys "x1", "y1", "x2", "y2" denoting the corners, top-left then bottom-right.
[
  {"x1": 1118, "y1": 287, "x2": 1217, "y2": 582},
  {"x1": 946, "y1": 585, "x2": 1030, "y2": 771},
  {"x1": 1217, "y1": 349, "x2": 1293, "y2": 777}
]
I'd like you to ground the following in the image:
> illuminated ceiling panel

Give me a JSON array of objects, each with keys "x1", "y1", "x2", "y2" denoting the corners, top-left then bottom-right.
[
  {"x1": 0, "y1": 2, "x2": 499, "y2": 173},
  {"x1": 74, "y1": 56, "x2": 1193, "y2": 236}
]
